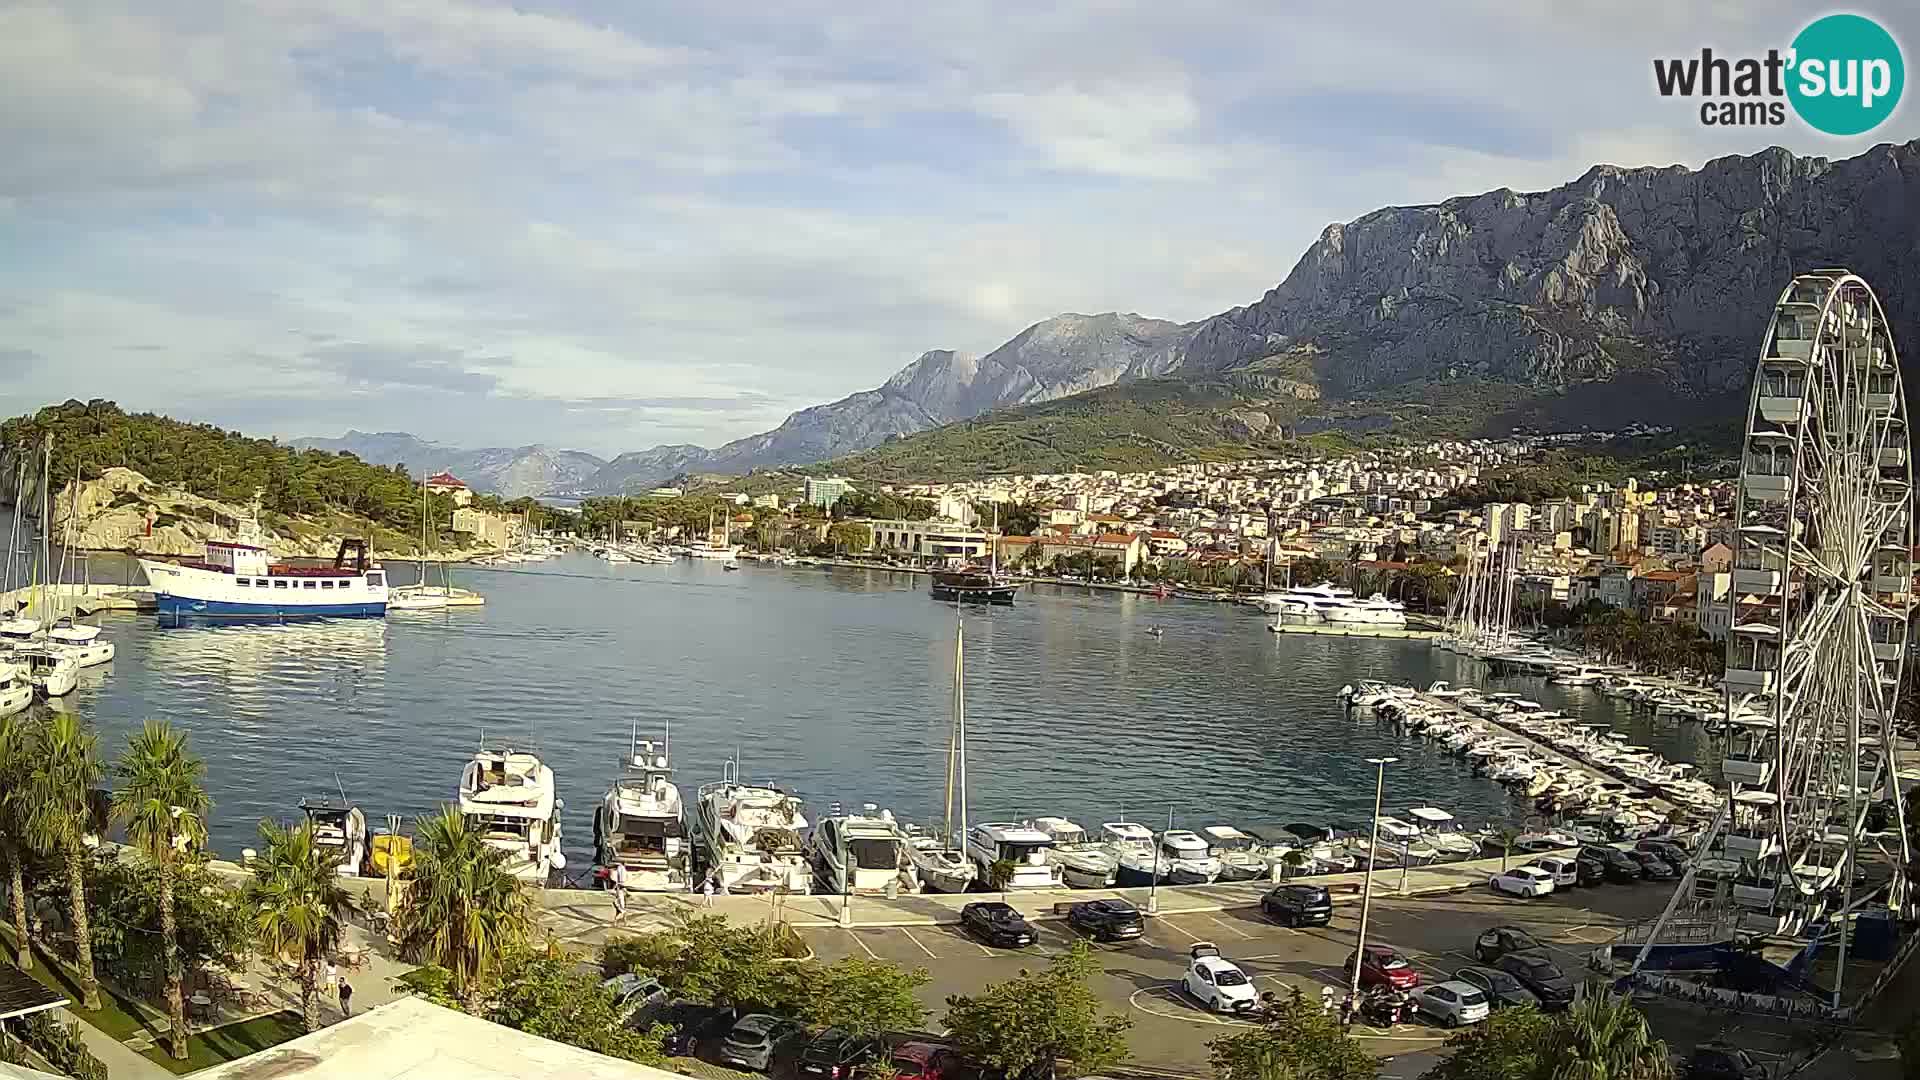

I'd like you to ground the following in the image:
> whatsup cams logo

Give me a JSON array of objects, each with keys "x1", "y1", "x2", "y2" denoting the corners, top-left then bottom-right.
[{"x1": 1653, "y1": 13, "x2": 1904, "y2": 134}]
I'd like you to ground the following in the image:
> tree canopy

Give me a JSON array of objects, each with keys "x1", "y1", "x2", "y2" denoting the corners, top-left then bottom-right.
[
  {"x1": 942, "y1": 941, "x2": 1131, "y2": 1080},
  {"x1": 1208, "y1": 988, "x2": 1375, "y2": 1080},
  {"x1": 1419, "y1": 995, "x2": 1674, "y2": 1080}
]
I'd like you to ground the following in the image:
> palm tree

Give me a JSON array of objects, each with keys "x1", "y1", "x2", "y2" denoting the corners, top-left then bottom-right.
[
  {"x1": 392, "y1": 807, "x2": 533, "y2": 999},
  {"x1": 987, "y1": 858, "x2": 1018, "y2": 900},
  {"x1": 113, "y1": 721, "x2": 210, "y2": 1061},
  {"x1": 1541, "y1": 990, "x2": 1674, "y2": 1080},
  {"x1": 245, "y1": 821, "x2": 354, "y2": 1032},
  {"x1": 0, "y1": 713, "x2": 35, "y2": 969},
  {"x1": 24, "y1": 714, "x2": 104, "y2": 1010},
  {"x1": 1495, "y1": 826, "x2": 1524, "y2": 872}
]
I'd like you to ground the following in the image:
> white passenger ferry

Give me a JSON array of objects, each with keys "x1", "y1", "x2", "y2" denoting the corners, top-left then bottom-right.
[{"x1": 140, "y1": 537, "x2": 388, "y2": 622}]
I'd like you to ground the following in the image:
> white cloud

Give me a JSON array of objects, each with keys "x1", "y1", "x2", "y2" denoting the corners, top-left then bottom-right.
[{"x1": 2, "y1": 0, "x2": 1917, "y2": 454}]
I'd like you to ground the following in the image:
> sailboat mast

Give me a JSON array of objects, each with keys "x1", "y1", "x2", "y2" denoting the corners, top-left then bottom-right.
[
  {"x1": 38, "y1": 434, "x2": 50, "y2": 624},
  {"x1": 957, "y1": 618, "x2": 968, "y2": 852},
  {"x1": 944, "y1": 620, "x2": 960, "y2": 844}
]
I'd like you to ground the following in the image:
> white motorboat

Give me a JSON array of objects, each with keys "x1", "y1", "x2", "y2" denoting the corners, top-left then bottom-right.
[
  {"x1": 1199, "y1": 825, "x2": 1273, "y2": 882},
  {"x1": 594, "y1": 731, "x2": 690, "y2": 893},
  {"x1": 812, "y1": 805, "x2": 919, "y2": 895},
  {"x1": 458, "y1": 746, "x2": 566, "y2": 883},
  {"x1": 966, "y1": 821, "x2": 1064, "y2": 890},
  {"x1": 1323, "y1": 593, "x2": 1408, "y2": 627},
  {"x1": 0, "y1": 662, "x2": 30, "y2": 718},
  {"x1": 1371, "y1": 817, "x2": 1440, "y2": 864},
  {"x1": 0, "y1": 617, "x2": 40, "y2": 641},
  {"x1": 1025, "y1": 817, "x2": 1117, "y2": 888},
  {"x1": 909, "y1": 620, "x2": 979, "y2": 894},
  {"x1": 1115, "y1": 829, "x2": 1219, "y2": 885},
  {"x1": 387, "y1": 588, "x2": 450, "y2": 611},
  {"x1": 1100, "y1": 820, "x2": 1156, "y2": 877},
  {"x1": 689, "y1": 763, "x2": 812, "y2": 894},
  {"x1": 1405, "y1": 807, "x2": 1483, "y2": 859},
  {"x1": 12, "y1": 647, "x2": 78, "y2": 697},
  {"x1": 301, "y1": 799, "x2": 368, "y2": 877},
  {"x1": 1265, "y1": 582, "x2": 1355, "y2": 620}
]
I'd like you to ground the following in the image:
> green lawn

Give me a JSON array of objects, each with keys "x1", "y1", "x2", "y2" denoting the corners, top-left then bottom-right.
[{"x1": 143, "y1": 1011, "x2": 306, "y2": 1075}]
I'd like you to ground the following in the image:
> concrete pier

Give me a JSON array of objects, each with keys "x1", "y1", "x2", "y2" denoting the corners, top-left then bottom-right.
[{"x1": 0, "y1": 582, "x2": 155, "y2": 614}]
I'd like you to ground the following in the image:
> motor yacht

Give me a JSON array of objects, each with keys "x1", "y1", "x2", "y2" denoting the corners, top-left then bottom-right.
[
  {"x1": 1114, "y1": 829, "x2": 1220, "y2": 885},
  {"x1": 594, "y1": 733, "x2": 689, "y2": 893},
  {"x1": 965, "y1": 822, "x2": 1063, "y2": 890},
  {"x1": 458, "y1": 746, "x2": 566, "y2": 883},
  {"x1": 1371, "y1": 817, "x2": 1440, "y2": 865},
  {"x1": 10, "y1": 646, "x2": 78, "y2": 697},
  {"x1": 1199, "y1": 825, "x2": 1274, "y2": 882},
  {"x1": 689, "y1": 763, "x2": 812, "y2": 894},
  {"x1": 300, "y1": 799, "x2": 368, "y2": 877},
  {"x1": 0, "y1": 661, "x2": 31, "y2": 718},
  {"x1": 1025, "y1": 817, "x2": 1117, "y2": 888},
  {"x1": 811, "y1": 806, "x2": 919, "y2": 895},
  {"x1": 1405, "y1": 807, "x2": 1483, "y2": 859}
]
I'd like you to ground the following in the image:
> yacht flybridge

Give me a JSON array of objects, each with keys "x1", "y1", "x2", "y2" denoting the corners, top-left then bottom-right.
[
  {"x1": 690, "y1": 761, "x2": 812, "y2": 894},
  {"x1": 458, "y1": 745, "x2": 566, "y2": 884},
  {"x1": 301, "y1": 799, "x2": 369, "y2": 877},
  {"x1": 812, "y1": 805, "x2": 919, "y2": 895},
  {"x1": 594, "y1": 729, "x2": 688, "y2": 893},
  {"x1": 966, "y1": 822, "x2": 1064, "y2": 890}
]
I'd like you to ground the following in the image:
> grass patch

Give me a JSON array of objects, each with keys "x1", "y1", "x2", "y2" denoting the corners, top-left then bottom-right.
[
  {"x1": 143, "y1": 1011, "x2": 305, "y2": 1075},
  {"x1": 5, "y1": 949, "x2": 162, "y2": 1043}
]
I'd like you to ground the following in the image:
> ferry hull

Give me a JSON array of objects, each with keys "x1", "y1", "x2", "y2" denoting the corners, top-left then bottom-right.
[{"x1": 156, "y1": 595, "x2": 387, "y2": 621}]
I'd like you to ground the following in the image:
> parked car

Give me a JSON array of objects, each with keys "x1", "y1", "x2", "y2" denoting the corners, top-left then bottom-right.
[
  {"x1": 1636, "y1": 839, "x2": 1690, "y2": 866},
  {"x1": 1574, "y1": 853, "x2": 1609, "y2": 886},
  {"x1": 719, "y1": 1014, "x2": 805, "y2": 1072},
  {"x1": 659, "y1": 1002, "x2": 738, "y2": 1057},
  {"x1": 1474, "y1": 926, "x2": 1545, "y2": 963},
  {"x1": 1261, "y1": 884, "x2": 1333, "y2": 927},
  {"x1": 1529, "y1": 855, "x2": 1580, "y2": 889},
  {"x1": 1409, "y1": 979, "x2": 1491, "y2": 1027},
  {"x1": 1685, "y1": 1041, "x2": 1768, "y2": 1079},
  {"x1": 961, "y1": 902, "x2": 1036, "y2": 948},
  {"x1": 1347, "y1": 944, "x2": 1421, "y2": 990},
  {"x1": 891, "y1": 1043, "x2": 961, "y2": 1080},
  {"x1": 1581, "y1": 845, "x2": 1644, "y2": 882},
  {"x1": 798, "y1": 1028, "x2": 883, "y2": 1080},
  {"x1": 1490, "y1": 865, "x2": 1556, "y2": 897},
  {"x1": 1627, "y1": 850, "x2": 1680, "y2": 881},
  {"x1": 1493, "y1": 951, "x2": 1576, "y2": 1009},
  {"x1": 600, "y1": 973, "x2": 669, "y2": 1027},
  {"x1": 1183, "y1": 943, "x2": 1261, "y2": 1014},
  {"x1": 1067, "y1": 899, "x2": 1143, "y2": 941},
  {"x1": 1451, "y1": 965, "x2": 1540, "y2": 1010}
]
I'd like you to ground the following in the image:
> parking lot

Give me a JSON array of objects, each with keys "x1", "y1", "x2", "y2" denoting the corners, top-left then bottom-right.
[{"x1": 797, "y1": 881, "x2": 1679, "y2": 1073}]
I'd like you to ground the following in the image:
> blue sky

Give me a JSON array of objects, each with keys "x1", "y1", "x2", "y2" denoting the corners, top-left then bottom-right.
[{"x1": 1, "y1": 0, "x2": 1916, "y2": 457}]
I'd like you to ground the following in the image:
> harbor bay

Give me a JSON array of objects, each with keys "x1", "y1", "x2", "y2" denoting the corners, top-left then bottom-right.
[{"x1": 50, "y1": 553, "x2": 1725, "y2": 877}]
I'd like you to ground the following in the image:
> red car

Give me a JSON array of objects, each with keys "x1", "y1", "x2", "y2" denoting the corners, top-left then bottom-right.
[
  {"x1": 1348, "y1": 945, "x2": 1421, "y2": 990},
  {"x1": 891, "y1": 1043, "x2": 958, "y2": 1080}
]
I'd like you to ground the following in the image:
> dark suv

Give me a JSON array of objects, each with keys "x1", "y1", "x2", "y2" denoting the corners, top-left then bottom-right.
[
  {"x1": 1067, "y1": 899, "x2": 1144, "y2": 941},
  {"x1": 1493, "y1": 951, "x2": 1575, "y2": 1009},
  {"x1": 1581, "y1": 845, "x2": 1644, "y2": 882},
  {"x1": 960, "y1": 902, "x2": 1035, "y2": 948},
  {"x1": 1261, "y1": 884, "x2": 1333, "y2": 927},
  {"x1": 797, "y1": 1028, "x2": 883, "y2": 1079},
  {"x1": 659, "y1": 1002, "x2": 738, "y2": 1056},
  {"x1": 1473, "y1": 925, "x2": 1545, "y2": 963}
]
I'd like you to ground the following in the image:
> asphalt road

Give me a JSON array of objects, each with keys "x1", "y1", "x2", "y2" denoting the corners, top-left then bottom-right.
[{"x1": 797, "y1": 879, "x2": 1679, "y2": 1075}]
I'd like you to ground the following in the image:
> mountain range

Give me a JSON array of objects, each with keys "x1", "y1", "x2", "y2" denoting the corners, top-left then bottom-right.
[{"x1": 299, "y1": 139, "x2": 1920, "y2": 493}]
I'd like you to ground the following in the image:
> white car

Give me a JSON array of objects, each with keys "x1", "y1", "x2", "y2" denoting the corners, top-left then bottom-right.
[
  {"x1": 1490, "y1": 866, "x2": 1556, "y2": 898},
  {"x1": 1409, "y1": 980, "x2": 1491, "y2": 1027},
  {"x1": 1183, "y1": 943, "x2": 1260, "y2": 1014},
  {"x1": 1529, "y1": 855, "x2": 1579, "y2": 888}
]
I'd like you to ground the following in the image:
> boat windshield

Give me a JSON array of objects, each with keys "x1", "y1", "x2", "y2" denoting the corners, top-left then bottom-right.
[
  {"x1": 1211, "y1": 835, "x2": 1254, "y2": 853},
  {"x1": 847, "y1": 837, "x2": 899, "y2": 869},
  {"x1": 468, "y1": 814, "x2": 532, "y2": 842},
  {"x1": 616, "y1": 814, "x2": 682, "y2": 837},
  {"x1": 1000, "y1": 840, "x2": 1051, "y2": 865}
]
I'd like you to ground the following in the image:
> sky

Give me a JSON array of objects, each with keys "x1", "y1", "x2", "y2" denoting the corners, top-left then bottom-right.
[{"x1": 2, "y1": 1, "x2": 1916, "y2": 458}]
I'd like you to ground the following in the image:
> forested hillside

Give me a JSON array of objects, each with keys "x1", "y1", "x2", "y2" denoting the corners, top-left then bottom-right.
[{"x1": 0, "y1": 400, "x2": 432, "y2": 531}]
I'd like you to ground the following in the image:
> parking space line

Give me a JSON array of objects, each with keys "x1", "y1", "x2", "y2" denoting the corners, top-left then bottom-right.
[
  {"x1": 1444, "y1": 950, "x2": 1481, "y2": 968},
  {"x1": 1200, "y1": 914, "x2": 1254, "y2": 940},
  {"x1": 846, "y1": 931, "x2": 879, "y2": 961},
  {"x1": 1152, "y1": 918, "x2": 1203, "y2": 943},
  {"x1": 898, "y1": 928, "x2": 938, "y2": 959}
]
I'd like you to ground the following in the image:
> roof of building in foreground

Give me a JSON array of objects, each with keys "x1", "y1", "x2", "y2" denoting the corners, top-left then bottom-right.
[{"x1": 192, "y1": 997, "x2": 682, "y2": 1080}]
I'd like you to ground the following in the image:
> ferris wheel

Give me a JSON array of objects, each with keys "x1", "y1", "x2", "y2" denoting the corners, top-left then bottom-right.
[{"x1": 1640, "y1": 270, "x2": 1915, "y2": 1003}]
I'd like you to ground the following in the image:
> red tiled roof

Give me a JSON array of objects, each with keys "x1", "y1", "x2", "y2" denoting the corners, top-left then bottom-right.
[
  {"x1": 425, "y1": 471, "x2": 467, "y2": 488},
  {"x1": 1147, "y1": 530, "x2": 1183, "y2": 539},
  {"x1": 1093, "y1": 533, "x2": 1136, "y2": 546}
]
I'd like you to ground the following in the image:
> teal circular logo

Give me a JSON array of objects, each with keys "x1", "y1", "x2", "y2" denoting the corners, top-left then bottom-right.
[{"x1": 1788, "y1": 14, "x2": 1904, "y2": 135}]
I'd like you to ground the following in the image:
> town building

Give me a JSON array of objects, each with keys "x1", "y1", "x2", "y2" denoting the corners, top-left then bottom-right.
[
  {"x1": 424, "y1": 471, "x2": 473, "y2": 507},
  {"x1": 805, "y1": 476, "x2": 853, "y2": 510},
  {"x1": 863, "y1": 518, "x2": 990, "y2": 561}
]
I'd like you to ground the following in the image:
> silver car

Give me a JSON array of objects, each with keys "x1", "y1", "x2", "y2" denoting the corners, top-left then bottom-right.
[{"x1": 1410, "y1": 979, "x2": 1491, "y2": 1027}]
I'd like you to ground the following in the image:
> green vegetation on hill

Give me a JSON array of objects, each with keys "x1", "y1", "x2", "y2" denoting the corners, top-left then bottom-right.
[
  {"x1": 1, "y1": 400, "x2": 442, "y2": 533},
  {"x1": 1429, "y1": 431, "x2": 1739, "y2": 513}
]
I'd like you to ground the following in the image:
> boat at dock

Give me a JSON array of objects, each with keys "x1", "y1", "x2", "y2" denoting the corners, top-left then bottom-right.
[
  {"x1": 965, "y1": 821, "x2": 1063, "y2": 889},
  {"x1": 301, "y1": 799, "x2": 369, "y2": 877},
  {"x1": 811, "y1": 805, "x2": 920, "y2": 895},
  {"x1": 689, "y1": 762, "x2": 813, "y2": 894},
  {"x1": 1114, "y1": 828, "x2": 1220, "y2": 885},
  {"x1": 907, "y1": 620, "x2": 978, "y2": 894},
  {"x1": 1025, "y1": 817, "x2": 1117, "y2": 888},
  {"x1": 0, "y1": 660, "x2": 30, "y2": 717},
  {"x1": 458, "y1": 745, "x2": 566, "y2": 884},
  {"x1": 594, "y1": 730, "x2": 690, "y2": 893},
  {"x1": 1200, "y1": 825, "x2": 1275, "y2": 882},
  {"x1": 11, "y1": 646, "x2": 77, "y2": 697}
]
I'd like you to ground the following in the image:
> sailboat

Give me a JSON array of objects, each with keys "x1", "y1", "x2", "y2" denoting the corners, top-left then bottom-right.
[
  {"x1": 389, "y1": 478, "x2": 484, "y2": 609},
  {"x1": 907, "y1": 618, "x2": 979, "y2": 893},
  {"x1": 5, "y1": 438, "x2": 111, "y2": 672}
]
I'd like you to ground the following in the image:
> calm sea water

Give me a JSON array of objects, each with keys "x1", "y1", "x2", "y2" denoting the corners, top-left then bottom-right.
[{"x1": 37, "y1": 554, "x2": 1726, "y2": 876}]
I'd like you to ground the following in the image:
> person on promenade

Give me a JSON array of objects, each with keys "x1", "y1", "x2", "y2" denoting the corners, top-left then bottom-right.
[
  {"x1": 338, "y1": 980, "x2": 354, "y2": 1019},
  {"x1": 701, "y1": 874, "x2": 715, "y2": 907}
]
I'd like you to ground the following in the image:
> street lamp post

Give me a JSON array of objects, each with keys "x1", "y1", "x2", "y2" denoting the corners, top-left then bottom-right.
[
  {"x1": 1146, "y1": 808, "x2": 1171, "y2": 915},
  {"x1": 1348, "y1": 757, "x2": 1398, "y2": 1009}
]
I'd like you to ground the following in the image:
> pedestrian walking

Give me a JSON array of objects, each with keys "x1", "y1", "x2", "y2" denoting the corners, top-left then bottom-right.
[
  {"x1": 610, "y1": 866, "x2": 628, "y2": 921},
  {"x1": 701, "y1": 874, "x2": 715, "y2": 907},
  {"x1": 338, "y1": 980, "x2": 354, "y2": 1018}
]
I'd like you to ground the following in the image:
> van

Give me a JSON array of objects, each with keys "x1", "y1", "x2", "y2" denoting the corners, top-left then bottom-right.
[{"x1": 1529, "y1": 855, "x2": 1579, "y2": 888}]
